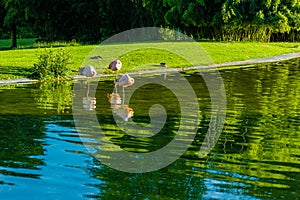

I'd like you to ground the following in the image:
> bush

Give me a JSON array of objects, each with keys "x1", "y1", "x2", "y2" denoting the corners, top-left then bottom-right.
[{"x1": 31, "y1": 48, "x2": 72, "y2": 80}]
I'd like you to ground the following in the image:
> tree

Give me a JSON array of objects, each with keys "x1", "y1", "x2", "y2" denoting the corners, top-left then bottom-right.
[
  {"x1": 0, "y1": 2, "x2": 9, "y2": 39},
  {"x1": 0, "y1": 0, "x2": 299, "y2": 43},
  {"x1": 98, "y1": 0, "x2": 155, "y2": 41},
  {"x1": 1, "y1": 0, "x2": 25, "y2": 48},
  {"x1": 162, "y1": 0, "x2": 299, "y2": 41}
]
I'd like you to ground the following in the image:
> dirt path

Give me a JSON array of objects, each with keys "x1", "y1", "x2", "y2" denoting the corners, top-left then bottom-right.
[{"x1": 1, "y1": 52, "x2": 299, "y2": 85}]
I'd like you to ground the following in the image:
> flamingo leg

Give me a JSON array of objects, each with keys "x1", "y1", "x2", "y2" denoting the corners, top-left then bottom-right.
[{"x1": 122, "y1": 87, "x2": 125, "y2": 105}]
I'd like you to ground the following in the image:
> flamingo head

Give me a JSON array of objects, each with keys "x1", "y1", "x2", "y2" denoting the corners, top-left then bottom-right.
[
  {"x1": 78, "y1": 67, "x2": 85, "y2": 75},
  {"x1": 125, "y1": 77, "x2": 135, "y2": 87}
]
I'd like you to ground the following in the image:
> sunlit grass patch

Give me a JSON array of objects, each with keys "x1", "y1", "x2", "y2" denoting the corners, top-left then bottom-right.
[
  {"x1": 0, "y1": 38, "x2": 299, "y2": 80},
  {"x1": 201, "y1": 41, "x2": 300, "y2": 63}
]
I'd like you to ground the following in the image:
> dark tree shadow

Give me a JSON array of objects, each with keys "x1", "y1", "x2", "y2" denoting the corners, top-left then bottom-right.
[{"x1": 0, "y1": 66, "x2": 34, "y2": 78}]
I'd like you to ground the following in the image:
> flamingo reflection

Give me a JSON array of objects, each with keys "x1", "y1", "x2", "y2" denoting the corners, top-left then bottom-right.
[
  {"x1": 107, "y1": 92, "x2": 134, "y2": 121},
  {"x1": 79, "y1": 75, "x2": 97, "y2": 111},
  {"x1": 107, "y1": 74, "x2": 135, "y2": 121},
  {"x1": 83, "y1": 96, "x2": 96, "y2": 110},
  {"x1": 115, "y1": 105, "x2": 134, "y2": 121},
  {"x1": 107, "y1": 93, "x2": 122, "y2": 109}
]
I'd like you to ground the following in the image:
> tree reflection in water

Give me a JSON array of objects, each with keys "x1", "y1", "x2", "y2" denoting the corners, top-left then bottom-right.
[{"x1": 0, "y1": 58, "x2": 299, "y2": 199}]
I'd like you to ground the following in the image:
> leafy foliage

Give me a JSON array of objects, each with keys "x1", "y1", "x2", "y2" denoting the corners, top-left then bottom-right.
[
  {"x1": 31, "y1": 48, "x2": 72, "y2": 80},
  {"x1": 33, "y1": 81, "x2": 73, "y2": 113},
  {"x1": 0, "y1": 0, "x2": 300, "y2": 45}
]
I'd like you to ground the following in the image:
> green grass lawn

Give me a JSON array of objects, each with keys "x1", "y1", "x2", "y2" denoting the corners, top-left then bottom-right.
[
  {"x1": 0, "y1": 38, "x2": 37, "y2": 50},
  {"x1": 0, "y1": 38, "x2": 299, "y2": 80},
  {"x1": 201, "y1": 41, "x2": 300, "y2": 63}
]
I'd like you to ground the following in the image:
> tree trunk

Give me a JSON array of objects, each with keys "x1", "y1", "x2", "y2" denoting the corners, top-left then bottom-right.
[{"x1": 11, "y1": 22, "x2": 17, "y2": 48}]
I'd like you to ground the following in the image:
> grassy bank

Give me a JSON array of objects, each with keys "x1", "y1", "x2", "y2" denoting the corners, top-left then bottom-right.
[{"x1": 0, "y1": 39, "x2": 299, "y2": 80}]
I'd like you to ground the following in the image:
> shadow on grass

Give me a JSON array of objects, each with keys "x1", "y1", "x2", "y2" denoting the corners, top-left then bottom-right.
[
  {"x1": 0, "y1": 44, "x2": 78, "y2": 51},
  {"x1": 0, "y1": 66, "x2": 33, "y2": 78}
]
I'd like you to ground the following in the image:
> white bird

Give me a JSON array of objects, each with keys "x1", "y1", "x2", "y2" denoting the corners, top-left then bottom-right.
[
  {"x1": 114, "y1": 74, "x2": 134, "y2": 88},
  {"x1": 114, "y1": 74, "x2": 134, "y2": 103},
  {"x1": 78, "y1": 66, "x2": 97, "y2": 78}
]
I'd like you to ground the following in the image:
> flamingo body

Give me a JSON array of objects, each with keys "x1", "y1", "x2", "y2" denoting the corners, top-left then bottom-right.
[
  {"x1": 114, "y1": 74, "x2": 134, "y2": 87},
  {"x1": 78, "y1": 66, "x2": 97, "y2": 78},
  {"x1": 108, "y1": 60, "x2": 122, "y2": 72}
]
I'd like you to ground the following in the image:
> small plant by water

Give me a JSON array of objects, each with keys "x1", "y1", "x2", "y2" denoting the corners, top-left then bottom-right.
[{"x1": 31, "y1": 48, "x2": 72, "y2": 80}]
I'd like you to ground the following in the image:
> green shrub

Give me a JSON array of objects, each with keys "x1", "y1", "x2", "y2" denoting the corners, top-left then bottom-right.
[{"x1": 31, "y1": 48, "x2": 72, "y2": 80}]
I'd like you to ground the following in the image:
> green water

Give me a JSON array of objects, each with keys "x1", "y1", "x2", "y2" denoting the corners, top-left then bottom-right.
[{"x1": 0, "y1": 58, "x2": 299, "y2": 199}]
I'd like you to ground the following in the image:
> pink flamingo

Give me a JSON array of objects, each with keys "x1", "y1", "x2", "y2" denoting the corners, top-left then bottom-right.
[
  {"x1": 108, "y1": 60, "x2": 122, "y2": 77},
  {"x1": 114, "y1": 74, "x2": 134, "y2": 88},
  {"x1": 78, "y1": 65, "x2": 97, "y2": 78},
  {"x1": 114, "y1": 74, "x2": 135, "y2": 101}
]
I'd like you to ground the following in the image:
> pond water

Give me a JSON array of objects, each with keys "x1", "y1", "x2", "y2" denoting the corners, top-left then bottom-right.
[{"x1": 0, "y1": 58, "x2": 299, "y2": 199}]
